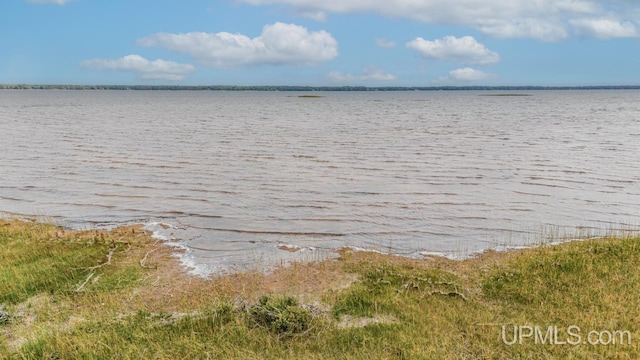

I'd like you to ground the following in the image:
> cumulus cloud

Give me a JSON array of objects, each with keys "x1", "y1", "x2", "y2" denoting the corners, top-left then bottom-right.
[
  {"x1": 80, "y1": 55, "x2": 195, "y2": 81},
  {"x1": 570, "y1": 18, "x2": 637, "y2": 39},
  {"x1": 448, "y1": 67, "x2": 493, "y2": 81},
  {"x1": 137, "y1": 22, "x2": 338, "y2": 68},
  {"x1": 237, "y1": 0, "x2": 640, "y2": 41},
  {"x1": 407, "y1": 36, "x2": 500, "y2": 65},
  {"x1": 375, "y1": 38, "x2": 396, "y2": 48},
  {"x1": 328, "y1": 67, "x2": 397, "y2": 83},
  {"x1": 27, "y1": 0, "x2": 74, "y2": 4}
]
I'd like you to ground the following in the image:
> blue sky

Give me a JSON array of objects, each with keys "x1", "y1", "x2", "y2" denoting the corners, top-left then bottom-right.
[{"x1": 2, "y1": 0, "x2": 640, "y2": 86}]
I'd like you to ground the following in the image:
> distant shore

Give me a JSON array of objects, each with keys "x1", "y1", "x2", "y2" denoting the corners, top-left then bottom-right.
[{"x1": 2, "y1": 84, "x2": 640, "y2": 91}]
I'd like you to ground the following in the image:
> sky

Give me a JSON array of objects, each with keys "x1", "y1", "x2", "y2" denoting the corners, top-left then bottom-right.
[{"x1": 2, "y1": 0, "x2": 640, "y2": 86}]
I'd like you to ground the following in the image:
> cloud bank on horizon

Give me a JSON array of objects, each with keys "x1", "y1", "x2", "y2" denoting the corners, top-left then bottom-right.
[
  {"x1": 80, "y1": 55, "x2": 195, "y2": 81},
  {"x1": 7, "y1": 0, "x2": 640, "y2": 85}
]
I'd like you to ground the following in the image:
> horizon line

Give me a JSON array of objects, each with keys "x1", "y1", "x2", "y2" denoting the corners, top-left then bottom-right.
[{"x1": 2, "y1": 84, "x2": 640, "y2": 91}]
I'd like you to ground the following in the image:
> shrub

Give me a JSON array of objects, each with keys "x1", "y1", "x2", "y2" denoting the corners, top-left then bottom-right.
[{"x1": 249, "y1": 295, "x2": 311, "y2": 335}]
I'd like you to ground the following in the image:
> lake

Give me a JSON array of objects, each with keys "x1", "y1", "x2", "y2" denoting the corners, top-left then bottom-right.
[{"x1": 1, "y1": 90, "x2": 639, "y2": 275}]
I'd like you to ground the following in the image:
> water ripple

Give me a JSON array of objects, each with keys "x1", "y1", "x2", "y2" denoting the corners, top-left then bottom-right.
[{"x1": 1, "y1": 90, "x2": 639, "y2": 273}]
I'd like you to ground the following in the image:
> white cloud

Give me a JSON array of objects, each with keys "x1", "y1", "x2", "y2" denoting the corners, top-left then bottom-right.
[
  {"x1": 27, "y1": 0, "x2": 74, "y2": 4},
  {"x1": 137, "y1": 22, "x2": 338, "y2": 68},
  {"x1": 407, "y1": 36, "x2": 500, "y2": 65},
  {"x1": 571, "y1": 18, "x2": 637, "y2": 39},
  {"x1": 328, "y1": 66, "x2": 397, "y2": 83},
  {"x1": 80, "y1": 55, "x2": 195, "y2": 81},
  {"x1": 375, "y1": 38, "x2": 396, "y2": 48},
  {"x1": 475, "y1": 19, "x2": 570, "y2": 42},
  {"x1": 297, "y1": 10, "x2": 327, "y2": 21},
  {"x1": 448, "y1": 67, "x2": 492, "y2": 81},
  {"x1": 237, "y1": 0, "x2": 640, "y2": 41},
  {"x1": 327, "y1": 71, "x2": 355, "y2": 83}
]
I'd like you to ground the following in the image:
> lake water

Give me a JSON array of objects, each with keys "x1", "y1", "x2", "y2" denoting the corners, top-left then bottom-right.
[{"x1": 1, "y1": 90, "x2": 639, "y2": 275}]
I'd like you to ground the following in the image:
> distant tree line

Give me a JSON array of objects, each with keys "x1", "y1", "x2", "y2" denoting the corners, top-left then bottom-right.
[{"x1": 1, "y1": 84, "x2": 640, "y2": 91}]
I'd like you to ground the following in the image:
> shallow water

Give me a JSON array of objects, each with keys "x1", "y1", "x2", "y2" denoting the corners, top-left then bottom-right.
[{"x1": 1, "y1": 90, "x2": 639, "y2": 274}]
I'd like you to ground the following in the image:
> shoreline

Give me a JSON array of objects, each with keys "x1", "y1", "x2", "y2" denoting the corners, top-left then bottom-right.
[
  {"x1": 3, "y1": 211, "x2": 638, "y2": 277},
  {"x1": 1, "y1": 219, "x2": 639, "y2": 358}
]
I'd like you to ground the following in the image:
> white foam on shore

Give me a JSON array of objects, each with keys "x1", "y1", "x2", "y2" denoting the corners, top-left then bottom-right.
[
  {"x1": 142, "y1": 222, "x2": 220, "y2": 278},
  {"x1": 276, "y1": 243, "x2": 319, "y2": 253},
  {"x1": 417, "y1": 249, "x2": 490, "y2": 260},
  {"x1": 342, "y1": 245, "x2": 384, "y2": 254}
]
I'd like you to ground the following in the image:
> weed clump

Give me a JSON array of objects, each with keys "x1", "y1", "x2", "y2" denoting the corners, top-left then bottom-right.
[
  {"x1": 0, "y1": 305, "x2": 11, "y2": 324},
  {"x1": 249, "y1": 295, "x2": 312, "y2": 335}
]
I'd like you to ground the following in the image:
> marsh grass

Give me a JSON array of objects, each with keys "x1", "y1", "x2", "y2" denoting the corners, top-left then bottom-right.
[{"x1": 1, "y1": 219, "x2": 640, "y2": 359}]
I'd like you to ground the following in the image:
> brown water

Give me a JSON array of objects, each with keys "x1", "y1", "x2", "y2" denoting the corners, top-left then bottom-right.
[{"x1": 1, "y1": 90, "x2": 639, "y2": 275}]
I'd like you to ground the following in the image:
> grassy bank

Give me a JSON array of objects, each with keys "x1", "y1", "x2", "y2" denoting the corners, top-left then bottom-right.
[{"x1": 1, "y1": 219, "x2": 639, "y2": 359}]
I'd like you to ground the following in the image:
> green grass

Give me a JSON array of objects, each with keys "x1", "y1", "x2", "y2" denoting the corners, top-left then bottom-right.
[
  {"x1": 0, "y1": 222, "x2": 135, "y2": 305},
  {"x1": 1, "y1": 219, "x2": 639, "y2": 359}
]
